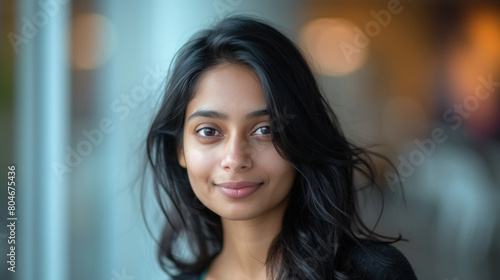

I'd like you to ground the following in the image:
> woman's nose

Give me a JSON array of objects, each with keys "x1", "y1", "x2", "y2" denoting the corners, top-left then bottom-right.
[{"x1": 220, "y1": 134, "x2": 253, "y2": 173}]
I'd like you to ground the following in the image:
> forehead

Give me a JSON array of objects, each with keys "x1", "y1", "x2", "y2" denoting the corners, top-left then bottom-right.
[{"x1": 186, "y1": 63, "x2": 267, "y2": 114}]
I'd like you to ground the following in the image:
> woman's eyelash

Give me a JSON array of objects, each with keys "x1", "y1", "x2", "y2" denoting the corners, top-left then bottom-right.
[
  {"x1": 254, "y1": 126, "x2": 271, "y2": 135},
  {"x1": 195, "y1": 127, "x2": 221, "y2": 137},
  {"x1": 195, "y1": 125, "x2": 271, "y2": 138}
]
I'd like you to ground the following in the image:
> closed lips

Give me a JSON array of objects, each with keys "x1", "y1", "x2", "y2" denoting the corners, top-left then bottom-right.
[
  {"x1": 215, "y1": 181, "x2": 263, "y2": 199},
  {"x1": 216, "y1": 181, "x2": 263, "y2": 188}
]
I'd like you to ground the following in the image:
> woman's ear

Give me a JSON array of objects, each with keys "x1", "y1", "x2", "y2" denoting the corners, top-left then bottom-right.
[{"x1": 177, "y1": 146, "x2": 186, "y2": 168}]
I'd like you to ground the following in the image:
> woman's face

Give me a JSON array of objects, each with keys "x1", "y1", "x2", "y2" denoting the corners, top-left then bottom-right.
[{"x1": 178, "y1": 63, "x2": 296, "y2": 221}]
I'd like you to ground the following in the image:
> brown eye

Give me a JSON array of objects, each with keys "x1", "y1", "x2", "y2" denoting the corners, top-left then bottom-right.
[
  {"x1": 255, "y1": 126, "x2": 271, "y2": 135},
  {"x1": 196, "y1": 127, "x2": 221, "y2": 137}
]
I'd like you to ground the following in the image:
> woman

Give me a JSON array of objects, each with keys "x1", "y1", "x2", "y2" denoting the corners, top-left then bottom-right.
[{"x1": 146, "y1": 16, "x2": 417, "y2": 280}]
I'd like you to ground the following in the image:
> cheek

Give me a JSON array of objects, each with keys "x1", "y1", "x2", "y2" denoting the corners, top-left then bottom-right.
[
  {"x1": 182, "y1": 135, "x2": 223, "y2": 198},
  {"x1": 184, "y1": 146, "x2": 216, "y2": 181},
  {"x1": 183, "y1": 147, "x2": 215, "y2": 204}
]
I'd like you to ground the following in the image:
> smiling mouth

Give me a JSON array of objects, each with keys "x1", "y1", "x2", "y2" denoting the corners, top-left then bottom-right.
[{"x1": 214, "y1": 181, "x2": 263, "y2": 199}]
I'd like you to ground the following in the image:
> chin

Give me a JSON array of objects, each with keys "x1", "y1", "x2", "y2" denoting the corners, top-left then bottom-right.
[{"x1": 210, "y1": 202, "x2": 263, "y2": 221}]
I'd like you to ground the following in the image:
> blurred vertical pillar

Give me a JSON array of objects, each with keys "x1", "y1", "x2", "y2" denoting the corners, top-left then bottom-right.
[
  {"x1": 14, "y1": 0, "x2": 71, "y2": 280},
  {"x1": 93, "y1": 0, "x2": 154, "y2": 278}
]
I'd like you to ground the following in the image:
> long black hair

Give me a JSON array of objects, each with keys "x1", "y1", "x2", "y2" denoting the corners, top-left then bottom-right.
[{"x1": 146, "y1": 15, "x2": 402, "y2": 279}]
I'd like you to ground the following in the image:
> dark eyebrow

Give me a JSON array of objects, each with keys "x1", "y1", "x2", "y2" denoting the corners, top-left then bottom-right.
[
  {"x1": 187, "y1": 109, "x2": 268, "y2": 122},
  {"x1": 245, "y1": 109, "x2": 269, "y2": 119},
  {"x1": 187, "y1": 110, "x2": 228, "y2": 121}
]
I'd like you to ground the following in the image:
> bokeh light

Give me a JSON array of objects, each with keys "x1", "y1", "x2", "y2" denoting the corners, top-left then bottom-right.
[
  {"x1": 300, "y1": 18, "x2": 369, "y2": 76},
  {"x1": 71, "y1": 13, "x2": 115, "y2": 70}
]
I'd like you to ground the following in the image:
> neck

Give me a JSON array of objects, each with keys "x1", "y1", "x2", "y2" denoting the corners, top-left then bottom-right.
[{"x1": 215, "y1": 198, "x2": 288, "y2": 279}]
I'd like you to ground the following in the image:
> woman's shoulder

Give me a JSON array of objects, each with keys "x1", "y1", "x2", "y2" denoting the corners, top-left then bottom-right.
[{"x1": 347, "y1": 239, "x2": 418, "y2": 280}]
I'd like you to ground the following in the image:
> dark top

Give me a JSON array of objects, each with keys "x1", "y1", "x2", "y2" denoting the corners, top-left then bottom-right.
[{"x1": 171, "y1": 240, "x2": 417, "y2": 279}]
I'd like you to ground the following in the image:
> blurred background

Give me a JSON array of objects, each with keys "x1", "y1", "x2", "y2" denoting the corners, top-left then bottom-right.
[{"x1": 1, "y1": 0, "x2": 500, "y2": 279}]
